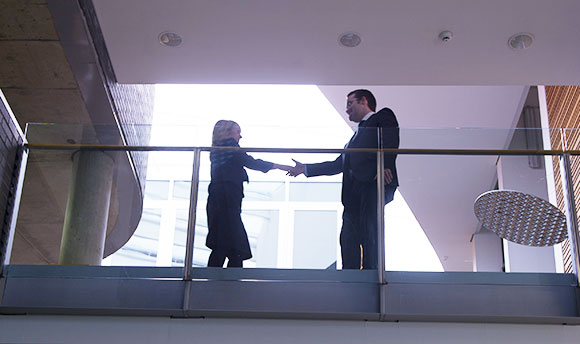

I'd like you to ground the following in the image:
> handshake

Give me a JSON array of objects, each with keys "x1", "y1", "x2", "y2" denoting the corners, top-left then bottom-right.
[
  {"x1": 287, "y1": 159, "x2": 305, "y2": 177},
  {"x1": 274, "y1": 159, "x2": 305, "y2": 177}
]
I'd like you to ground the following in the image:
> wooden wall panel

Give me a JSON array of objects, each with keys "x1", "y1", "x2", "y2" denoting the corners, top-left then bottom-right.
[{"x1": 546, "y1": 86, "x2": 580, "y2": 273}]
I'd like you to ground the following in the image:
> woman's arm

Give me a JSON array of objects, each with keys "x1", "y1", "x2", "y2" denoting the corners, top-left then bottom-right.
[
  {"x1": 240, "y1": 152, "x2": 292, "y2": 173},
  {"x1": 272, "y1": 163, "x2": 292, "y2": 172}
]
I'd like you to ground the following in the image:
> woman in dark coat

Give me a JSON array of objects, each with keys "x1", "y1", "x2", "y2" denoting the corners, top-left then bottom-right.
[{"x1": 206, "y1": 120, "x2": 290, "y2": 268}]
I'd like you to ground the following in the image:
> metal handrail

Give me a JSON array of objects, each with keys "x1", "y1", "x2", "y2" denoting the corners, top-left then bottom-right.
[{"x1": 23, "y1": 143, "x2": 580, "y2": 156}]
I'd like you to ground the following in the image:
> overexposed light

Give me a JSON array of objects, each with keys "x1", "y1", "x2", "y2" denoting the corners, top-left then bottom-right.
[
  {"x1": 145, "y1": 84, "x2": 442, "y2": 271},
  {"x1": 386, "y1": 191, "x2": 443, "y2": 271}
]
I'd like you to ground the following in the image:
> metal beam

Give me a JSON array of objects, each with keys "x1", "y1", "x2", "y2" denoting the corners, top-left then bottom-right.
[{"x1": 1, "y1": 266, "x2": 578, "y2": 324}]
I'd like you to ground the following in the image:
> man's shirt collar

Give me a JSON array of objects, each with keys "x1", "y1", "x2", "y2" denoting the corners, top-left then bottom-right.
[
  {"x1": 360, "y1": 111, "x2": 374, "y2": 124},
  {"x1": 356, "y1": 112, "x2": 375, "y2": 130}
]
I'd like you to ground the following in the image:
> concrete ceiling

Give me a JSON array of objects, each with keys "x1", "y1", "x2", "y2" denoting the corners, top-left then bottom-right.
[
  {"x1": 0, "y1": 0, "x2": 93, "y2": 264},
  {"x1": 0, "y1": 0, "x2": 129, "y2": 264},
  {"x1": 93, "y1": 0, "x2": 580, "y2": 85}
]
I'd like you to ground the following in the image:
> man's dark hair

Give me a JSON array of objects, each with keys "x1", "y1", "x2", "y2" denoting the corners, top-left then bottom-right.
[{"x1": 348, "y1": 89, "x2": 377, "y2": 112}]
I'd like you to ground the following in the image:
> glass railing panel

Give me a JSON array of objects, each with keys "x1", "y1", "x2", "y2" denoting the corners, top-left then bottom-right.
[
  {"x1": 8, "y1": 147, "x2": 73, "y2": 266},
  {"x1": 399, "y1": 127, "x2": 559, "y2": 151},
  {"x1": 12, "y1": 124, "x2": 576, "y2": 281},
  {"x1": 104, "y1": 150, "x2": 194, "y2": 268},
  {"x1": 563, "y1": 128, "x2": 580, "y2": 151},
  {"x1": 23, "y1": 124, "x2": 561, "y2": 152},
  {"x1": 389, "y1": 152, "x2": 570, "y2": 275},
  {"x1": 17, "y1": 124, "x2": 379, "y2": 281},
  {"x1": 400, "y1": 126, "x2": 491, "y2": 150},
  {"x1": 107, "y1": 208, "x2": 163, "y2": 266},
  {"x1": 24, "y1": 123, "x2": 151, "y2": 146},
  {"x1": 191, "y1": 148, "x2": 348, "y2": 272},
  {"x1": 7, "y1": 143, "x2": 192, "y2": 274},
  {"x1": 561, "y1": 153, "x2": 580, "y2": 275}
]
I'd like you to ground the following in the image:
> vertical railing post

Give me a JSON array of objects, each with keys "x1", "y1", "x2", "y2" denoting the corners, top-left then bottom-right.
[
  {"x1": 376, "y1": 128, "x2": 386, "y2": 319},
  {"x1": 183, "y1": 148, "x2": 201, "y2": 281},
  {"x1": 376, "y1": 153, "x2": 386, "y2": 281}
]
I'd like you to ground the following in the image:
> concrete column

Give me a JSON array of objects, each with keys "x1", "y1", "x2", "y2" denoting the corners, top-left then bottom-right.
[
  {"x1": 59, "y1": 150, "x2": 114, "y2": 265},
  {"x1": 472, "y1": 229, "x2": 503, "y2": 272}
]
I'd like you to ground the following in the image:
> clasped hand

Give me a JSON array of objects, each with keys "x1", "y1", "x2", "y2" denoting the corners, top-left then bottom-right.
[{"x1": 286, "y1": 159, "x2": 305, "y2": 177}]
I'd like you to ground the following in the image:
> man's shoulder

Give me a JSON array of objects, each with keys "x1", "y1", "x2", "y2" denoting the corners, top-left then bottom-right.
[
  {"x1": 375, "y1": 107, "x2": 396, "y2": 117},
  {"x1": 370, "y1": 108, "x2": 398, "y2": 126}
]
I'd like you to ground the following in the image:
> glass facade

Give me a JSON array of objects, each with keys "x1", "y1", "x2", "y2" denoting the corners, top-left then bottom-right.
[{"x1": 107, "y1": 177, "x2": 344, "y2": 269}]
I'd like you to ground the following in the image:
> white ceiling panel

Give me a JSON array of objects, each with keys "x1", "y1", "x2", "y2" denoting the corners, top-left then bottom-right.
[{"x1": 92, "y1": 0, "x2": 580, "y2": 85}]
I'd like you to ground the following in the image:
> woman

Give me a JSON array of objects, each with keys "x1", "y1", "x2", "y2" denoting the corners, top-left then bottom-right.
[{"x1": 206, "y1": 120, "x2": 291, "y2": 268}]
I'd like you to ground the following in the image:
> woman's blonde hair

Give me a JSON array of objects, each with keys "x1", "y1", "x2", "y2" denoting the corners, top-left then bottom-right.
[{"x1": 212, "y1": 120, "x2": 239, "y2": 146}]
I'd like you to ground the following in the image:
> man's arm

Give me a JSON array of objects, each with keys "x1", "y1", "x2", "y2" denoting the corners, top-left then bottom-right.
[
  {"x1": 378, "y1": 109, "x2": 399, "y2": 185},
  {"x1": 377, "y1": 108, "x2": 399, "y2": 149}
]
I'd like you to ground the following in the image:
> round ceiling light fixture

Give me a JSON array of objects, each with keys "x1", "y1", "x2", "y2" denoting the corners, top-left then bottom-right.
[
  {"x1": 159, "y1": 32, "x2": 182, "y2": 47},
  {"x1": 508, "y1": 32, "x2": 534, "y2": 50},
  {"x1": 338, "y1": 32, "x2": 362, "y2": 48},
  {"x1": 438, "y1": 30, "x2": 453, "y2": 42}
]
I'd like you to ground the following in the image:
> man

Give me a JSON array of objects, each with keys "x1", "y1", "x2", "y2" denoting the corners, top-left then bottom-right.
[{"x1": 288, "y1": 89, "x2": 399, "y2": 269}]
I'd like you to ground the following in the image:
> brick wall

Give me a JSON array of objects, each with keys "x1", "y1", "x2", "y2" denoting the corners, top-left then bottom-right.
[
  {"x1": 80, "y1": 0, "x2": 155, "y2": 192},
  {"x1": 107, "y1": 83, "x2": 155, "y2": 192}
]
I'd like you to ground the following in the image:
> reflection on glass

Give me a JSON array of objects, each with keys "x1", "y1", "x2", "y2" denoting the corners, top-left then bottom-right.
[
  {"x1": 560, "y1": 154, "x2": 580, "y2": 274},
  {"x1": 172, "y1": 209, "x2": 187, "y2": 266},
  {"x1": 290, "y1": 182, "x2": 341, "y2": 202},
  {"x1": 293, "y1": 210, "x2": 337, "y2": 269},
  {"x1": 108, "y1": 208, "x2": 161, "y2": 266},
  {"x1": 244, "y1": 182, "x2": 285, "y2": 202},
  {"x1": 243, "y1": 210, "x2": 280, "y2": 268},
  {"x1": 175, "y1": 208, "x2": 210, "y2": 267},
  {"x1": 398, "y1": 151, "x2": 566, "y2": 274},
  {"x1": 144, "y1": 181, "x2": 170, "y2": 200},
  {"x1": 25, "y1": 124, "x2": 575, "y2": 274},
  {"x1": 172, "y1": 181, "x2": 191, "y2": 201},
  {"x1": 173, "y1": 181, "x2": 210, "y2": 201}
]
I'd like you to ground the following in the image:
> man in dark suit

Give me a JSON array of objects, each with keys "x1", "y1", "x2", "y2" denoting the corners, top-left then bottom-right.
[{"x1": 289, "y1": 89, "x2": 399, "y2": 269}]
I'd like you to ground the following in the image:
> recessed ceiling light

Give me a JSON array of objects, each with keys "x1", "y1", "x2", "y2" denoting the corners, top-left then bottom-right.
[
  {"x1": 438, "y1": 30, "x2": 453, "y2": 42},
  {"x1": 338, "y1": 32, "x2": 362, "y2": 48},
  {"x1": 508, "y1": 33, "x2": 534, "y2": 50},
  {"x1": 159, "y1": 32, "x2": 182, "y2": 47}
]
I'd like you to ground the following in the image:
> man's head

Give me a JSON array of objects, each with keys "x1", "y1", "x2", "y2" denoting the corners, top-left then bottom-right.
[{"x1": 346, "y1": 89, "x2": 376, "y2": 122}]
